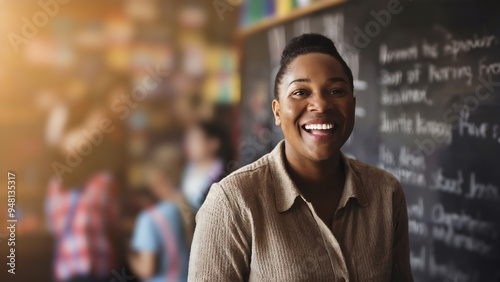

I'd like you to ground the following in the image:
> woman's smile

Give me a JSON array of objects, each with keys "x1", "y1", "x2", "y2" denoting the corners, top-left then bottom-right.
[{"x1": 300, "y1": 118, "x2": 338, "y2": 142}]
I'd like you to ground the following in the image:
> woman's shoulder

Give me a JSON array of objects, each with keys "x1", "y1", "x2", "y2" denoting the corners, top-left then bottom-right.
[
  {"x1": 344, "y1": 156, "x2": 408, "y2": 210},
  {"x1": 219, "y1": 153, "x2": 273, "y2": 188},
  {"x1": 205, "y1": 152, "x2": 276, "y2": 208},
  {"x1": 345, "y1": 156, "x2": 401, "y2": 190}
]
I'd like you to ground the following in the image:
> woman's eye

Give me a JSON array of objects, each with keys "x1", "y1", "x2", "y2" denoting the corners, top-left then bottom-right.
[
  {"x1": 330, "y1": 89, "x2": 345, "y2": 95},
  {"x1": 292, "y1": 90, "x2": 305, "y2": 96}
]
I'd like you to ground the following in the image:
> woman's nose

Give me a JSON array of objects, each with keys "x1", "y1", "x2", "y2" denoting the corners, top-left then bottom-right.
[{"x1": 307, "y1": 93, "x2": 333, "y2": 113}]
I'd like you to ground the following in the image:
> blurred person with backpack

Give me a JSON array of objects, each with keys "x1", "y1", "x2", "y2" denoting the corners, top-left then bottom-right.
[{"x1": 129, "y1": 144, "x2": 193, "y2": 282}]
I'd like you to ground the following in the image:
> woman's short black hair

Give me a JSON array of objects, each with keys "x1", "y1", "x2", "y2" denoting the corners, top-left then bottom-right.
[{"x1": 273, "y1": 33, "x2": 354, "y2": 100}]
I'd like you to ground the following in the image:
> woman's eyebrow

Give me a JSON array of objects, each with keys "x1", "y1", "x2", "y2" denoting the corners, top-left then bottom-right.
[
  {"x1": 289, "y1": 77, "x2": 347, "y2": 86},
  {"x1": 288, "y1": 78, "x2": 310, "y2": 86},
  {"x1": 328, "y1": 77, "x2": 348, "y2": 84}
]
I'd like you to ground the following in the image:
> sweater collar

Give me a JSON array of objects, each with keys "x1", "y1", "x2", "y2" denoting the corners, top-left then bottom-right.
[{"x1": 270, "y1": 140, "x2": 368, "y2": 213}]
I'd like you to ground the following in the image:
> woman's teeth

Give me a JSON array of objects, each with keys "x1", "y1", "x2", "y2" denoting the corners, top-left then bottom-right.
[{"x1": 304, "y1": 124, "x2": 334, "y2": 130}]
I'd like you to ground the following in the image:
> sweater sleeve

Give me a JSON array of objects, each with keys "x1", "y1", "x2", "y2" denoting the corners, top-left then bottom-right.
[{"x1": 188, "y1": 183, "x2": 251, "y2": 281}]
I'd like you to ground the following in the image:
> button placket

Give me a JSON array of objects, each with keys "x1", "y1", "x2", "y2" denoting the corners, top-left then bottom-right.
[
  {"x1": 331, "y1": 208, "x2": 345, "y2": 240},
  {"x1": 303, "y1": 200, "x2": 350, "y2": 281}
]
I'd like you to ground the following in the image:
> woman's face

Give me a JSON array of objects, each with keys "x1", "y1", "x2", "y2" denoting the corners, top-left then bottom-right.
[{"x1": 272, "y1": 53, "x2": 355, "y2": 162}]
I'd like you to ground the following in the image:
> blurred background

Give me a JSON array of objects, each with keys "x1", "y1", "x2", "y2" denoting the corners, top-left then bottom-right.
[{"x1": 2, "y1": 0, "x2": 500, "y2": 281}]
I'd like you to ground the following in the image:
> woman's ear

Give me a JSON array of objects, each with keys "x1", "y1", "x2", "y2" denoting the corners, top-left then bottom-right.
[{"x1": 272, "y1": 99, "x2": 281, "y2": 126}]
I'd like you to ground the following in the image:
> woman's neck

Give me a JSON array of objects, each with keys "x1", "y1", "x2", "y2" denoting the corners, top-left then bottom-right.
[{"x1": 284, "y1": 142, "x2": 344, "y2": 190}]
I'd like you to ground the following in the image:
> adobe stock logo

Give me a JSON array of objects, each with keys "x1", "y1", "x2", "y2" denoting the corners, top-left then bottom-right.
[
  {"x1": 7, "y1": 0, "x2": 71, "y2": 53},
  {"x1": 353, "y1": 0, "x2": 408, "y2": 49},
  {"x1": 213, "y1": 0, "x2": 243, "y2": 21}
]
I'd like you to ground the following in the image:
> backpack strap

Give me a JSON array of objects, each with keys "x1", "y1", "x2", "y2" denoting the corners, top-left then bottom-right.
[{"x1": 149, "y1": 206, "x2": 180, "y2": 281}]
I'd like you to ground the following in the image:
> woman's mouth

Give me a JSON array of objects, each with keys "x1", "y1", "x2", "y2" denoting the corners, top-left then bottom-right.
[{"x1": 301, "y1": 123, "x2": 337, "y2": 141}]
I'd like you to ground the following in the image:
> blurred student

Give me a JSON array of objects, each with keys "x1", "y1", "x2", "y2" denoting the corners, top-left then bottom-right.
[
  {"x1": 181, "y1": 121, "x2": 231, "y2": 212},
  {"x1": 44, "y1": 62, "x2": 126, "y2": 282},
  {"x1": 129, "y1": 145, "x2": 191, "y2": 282},
  {"x1": 45, "y1": 130, "x2": 120, "y2": 282}
]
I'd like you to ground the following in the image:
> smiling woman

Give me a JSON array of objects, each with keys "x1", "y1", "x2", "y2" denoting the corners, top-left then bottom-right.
[{"x1": 188, "y1": 33, "x2": 413, "y2": 282}]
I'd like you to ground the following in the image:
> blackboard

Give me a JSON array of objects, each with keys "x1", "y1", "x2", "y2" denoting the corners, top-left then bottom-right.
[{"x1": 240, "y1": 1, "x2": 500, "y2": 281}]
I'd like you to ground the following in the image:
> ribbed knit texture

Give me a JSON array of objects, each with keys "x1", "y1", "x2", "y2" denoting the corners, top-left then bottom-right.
[{"x1": 188, "y1": 140, "x2": 413, "y2": 282}]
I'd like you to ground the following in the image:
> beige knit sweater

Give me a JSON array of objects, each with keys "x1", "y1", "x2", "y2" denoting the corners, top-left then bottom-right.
[{"x1": 188, "y1": 140, "x2": 413, "y2": 282}]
